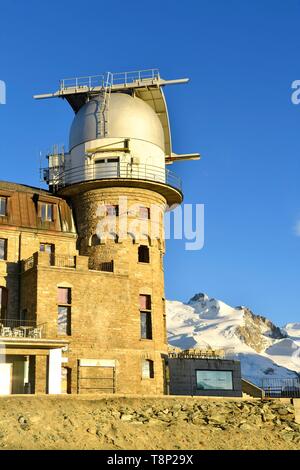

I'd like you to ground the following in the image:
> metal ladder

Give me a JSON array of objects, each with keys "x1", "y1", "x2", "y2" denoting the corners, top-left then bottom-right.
[{"x1": 97, "y1": 72, "x2": 112, "y2": 137}]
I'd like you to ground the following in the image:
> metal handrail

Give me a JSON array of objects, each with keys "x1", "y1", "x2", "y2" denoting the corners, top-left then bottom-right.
[
  {"x1": 59, "y1": 69, "x2": 160, "y2": 90},
  {"x1": 49, "y1": 162, "x2": 182, "y2": 192}
]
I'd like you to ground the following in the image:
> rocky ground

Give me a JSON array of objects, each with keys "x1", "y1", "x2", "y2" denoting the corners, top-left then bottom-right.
[{"x1": 0, "y1": 395, "x2": 300, "y2": 450}]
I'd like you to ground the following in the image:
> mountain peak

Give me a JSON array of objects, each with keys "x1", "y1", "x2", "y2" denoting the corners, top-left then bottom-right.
[{"x1": 166, "y1": 293, "x2": 300, "y2": 386}]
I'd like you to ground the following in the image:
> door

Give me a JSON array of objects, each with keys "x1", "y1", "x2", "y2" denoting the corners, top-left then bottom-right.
[
  {"x1": 0, "y1": 363, "x2": 12, "y2": 395},
  {"x1": 94, "y1": 158, "x2": 119, "y2": 179}
]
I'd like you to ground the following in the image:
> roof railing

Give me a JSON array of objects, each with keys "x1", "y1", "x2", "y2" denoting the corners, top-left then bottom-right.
[{"x1": 59, "y1": 69, "x2": 160, "y2": 91}]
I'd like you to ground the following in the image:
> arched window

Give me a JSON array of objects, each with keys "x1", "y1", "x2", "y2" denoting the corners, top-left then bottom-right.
[
  {"x1": 127, "y1": 232, "x2": 136, "y2": 244},
  {"x1": 109, "y1": 232, "x2": 119, "y2": 243},
  {"x1": 142, "y1": 359, "x2": 154, "y2": 379},
  {"x1": 0, "y1": 286, "x2": 8, "y2": 320},
  {"x1": 138, "y1": 245, "x2": 150, "y2": 263}
]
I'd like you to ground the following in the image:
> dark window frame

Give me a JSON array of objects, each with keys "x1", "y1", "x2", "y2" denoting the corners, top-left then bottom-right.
[
  {"x1": 138, "y1": 245, "x2": 150, "y2": 263},
  {"x1": 142, "y1": 359, "x2": 154, "y2": 379},
  {"x1": 0, "y1": 238, "x2": 7, "y2": 260},
  {"x1": 57, "y1": 287, "x2": 72, "y2": 336}
]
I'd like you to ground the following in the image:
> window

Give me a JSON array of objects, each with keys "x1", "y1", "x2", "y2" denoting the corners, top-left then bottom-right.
[
  {"x1": 40, "y1": 203, "x2": 53, "y2": 222},
  {"x1": 40, "y1": 243, "x2": 54, "y2": 254},
  {"x1": 140, "y1": 294, "x2": 151, "y2": 311},
  {"x1": 140, "y1": 294, "x2": 152, "y2": 340},
  {"x1": 196, "y1": 370, "x2": 233, "y2": 391},
  {"x1": 0, "y1": 197, "x2": 7, "y2": 216},
  {"x1": 0, "y1": 239, "x2": 7, "y2": 260},
  {"x1": 106, "y1": 205, "x2": 119, "y2": 216},
  {"x1": 57, "y1": 287, "x2": 71, "y2": 336},
  {"x1": 139, "y1": 206, "x2": 150, "y2": 219},
  {"x1": 140, "y1": 312, "x2": 152, "y2": 339},
  {"x1": 142, "y1": 359, "x2": 154, "y2": 379},
  {"x1": 0, "y1": 286, "x2": 8, "y2": 320},
  {"x1": 138, "y1": 245, "x2": 150, "y2": 263}
]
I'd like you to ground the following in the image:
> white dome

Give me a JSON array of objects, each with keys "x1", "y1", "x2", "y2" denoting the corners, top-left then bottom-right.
[{"x1": 69, "y1": 92, "x2": 165, "y2": 151}]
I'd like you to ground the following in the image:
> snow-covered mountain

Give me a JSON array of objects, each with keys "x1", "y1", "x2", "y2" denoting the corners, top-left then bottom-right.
[{"x1": 166, "y1": 293, "x2": 300, "y2": 386}]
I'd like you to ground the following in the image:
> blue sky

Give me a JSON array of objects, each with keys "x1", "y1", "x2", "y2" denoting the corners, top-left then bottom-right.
[{"x1": 1, "y1": 0, "x2": 300, "y2": 325}]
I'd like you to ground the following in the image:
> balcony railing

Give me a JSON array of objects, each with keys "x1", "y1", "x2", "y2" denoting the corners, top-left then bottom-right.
[
  {"x1": 0, "y1": 319, "x2": 46, "y2": 339},
  {"x1": 89, "y1": 260, "x2": 114, "y2": 272},
  {"x1": 45, "y1": 162, "x2": 182, "y2": 193},
  {"x1": 23, "y1": 253, "x2": 77, "y2": 272},
  {"x1": 59, "y1": 69, "x2": 160, "y2": 90},
  {"x1": 50, "y1": 254, "x2": 76, "y2": 268}
]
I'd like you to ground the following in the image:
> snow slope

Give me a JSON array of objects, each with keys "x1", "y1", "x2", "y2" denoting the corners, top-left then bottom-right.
[{"x1": 166, "y1": 293, "x2": 300, "y2": 386}]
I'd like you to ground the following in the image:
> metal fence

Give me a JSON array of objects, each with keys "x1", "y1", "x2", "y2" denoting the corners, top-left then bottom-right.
[
  {"x1": 59, "y1": 69, "x2": 160, "y2": 90},
  {"x1": 50, "y1": 254, "x2": 76, "y2": 268},
  {"x1": 47, "y1": 162, "x2": 182, "y2": 193},
  {"x1": 0, "y1": 319, "x2": 46, "y2": 339},
  {"x1": 262, "y1": 377, "x2": 300, "y2": 398}
]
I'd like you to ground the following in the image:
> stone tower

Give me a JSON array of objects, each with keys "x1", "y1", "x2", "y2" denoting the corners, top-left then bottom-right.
[{"x1": 35, "y1": 70, "x2": 199, "y2": 394}]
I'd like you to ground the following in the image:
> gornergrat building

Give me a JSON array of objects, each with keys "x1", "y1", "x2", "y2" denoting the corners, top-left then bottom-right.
[{"x1": 0, "y1": 69, "x2": 199, "y2": 395}]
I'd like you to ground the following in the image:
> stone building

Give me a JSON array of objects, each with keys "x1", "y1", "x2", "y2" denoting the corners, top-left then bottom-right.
[{"x1": 0, "y1": 69, "x2": 199, "y2": 395}]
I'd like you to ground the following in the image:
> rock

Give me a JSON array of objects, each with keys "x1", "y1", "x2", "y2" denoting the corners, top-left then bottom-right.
[
  {"x1": 111, "y1": 411, "x2": 121, "y2": 419},
  {"x1": 162, "y1": 409, "x2": 169, "y2": 415},
  {"x1": 192, "y1": 418, "x2": 207, "y2": 426},
  {"x1": 289, "y1": 422, "x2": 300, "y2": 432},
  {"x1": 207, "y1": 414, "x2": 226, "y2": 425},
  {"x1": 286, "y1": 406, "x2": 294, "y2": 414},
  {"x1": 146, "y1": 419, "x2": 161, "y2": 425},
  {"x1": 120, "y1": 414, "x2": 133, "y2": 422},
  {"x1": 239, "y1": 423, "x2": 255, "y2": 431},
  {"x1": 262, "y1": 412, "x2": 276, "y2": 422},
  {"x1": 281, "y1": 432, "x2": 294, "y2": 442},
  {"x1": 278, "y1": 408, "x2": 289, "y2": 416},
  {"x1": 18, "y1": 416, "x2": 30, "y2": 431}
]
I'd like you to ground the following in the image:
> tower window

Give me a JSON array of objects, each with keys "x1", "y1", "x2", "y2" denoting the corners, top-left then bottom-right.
[
  {"x1": 40, "y1": 243, "x2": 54, "y2": 254},
  {"x1": 40, "y1": 203, "x2": 54, "y2": 222},
  {"x1": 106, "y1": 205, "x2": 119, "y2": 216},
  {"x1": 140, "y1": 312, "x2": 152, "y2": 340},
  {"x1": 140, "y1": 294, "x2": 152, "y2": 340},
  {"x1": 0, "y1": 197, "x2": 7, "y2": 217},
  {"x1": 57, "y1": 287, "x2": 71, "y2": 336},
  {"x1": 142, "y1": 359, "x2": 154, "y2": 379},
  {"x1": 139, "y1": 206, "x2": 150, "y2": 219},
  {"x1": 0, "y1": 239, "x2": 7, "y2": 260},
  {"x1": 138, "y1": 245, "x2": 150, "y2": 263},
  {"x1": 140, "y1": 294, "x2": 151, "y2": 310}
]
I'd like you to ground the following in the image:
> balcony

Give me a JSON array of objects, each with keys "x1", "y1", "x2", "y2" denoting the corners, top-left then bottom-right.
[
  {"x1": 23, "y1": 253, "x2": 77, "y2": 272},
  {"x1": 0, "y1": 319, "x2": 46, "y2": 339},
  {"x1": 44, "y1": 162, "x2": 182, "y2": 194}
]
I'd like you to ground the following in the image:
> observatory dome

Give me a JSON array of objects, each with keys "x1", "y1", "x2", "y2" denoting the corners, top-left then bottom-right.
[{"x1": 69, "y1": 92, "x2": 165, "y2": 151}]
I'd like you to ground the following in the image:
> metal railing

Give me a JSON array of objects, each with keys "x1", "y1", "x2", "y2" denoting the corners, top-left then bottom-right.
[
  {"x1": 50, "y1": 254, "x2": 76, "y2": 268},
  {"x1": 0, "y1": 319, "x2": 46, "y2": 339},
  {"x1": 168, "y1": 348, "x2": 225, "y2": 359},
  {"x1": 88, "y1": 260, "x2": 114, "y2": 272},
  {"x1": 59, "y1": 69, "x2": 160, "y2": 90},
  {"x1": 47, "y1": 162, "x2": 182, "y2": 192},
  {"x1": 262, "y1": 377, "x2": 300, "y2": 398}
]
